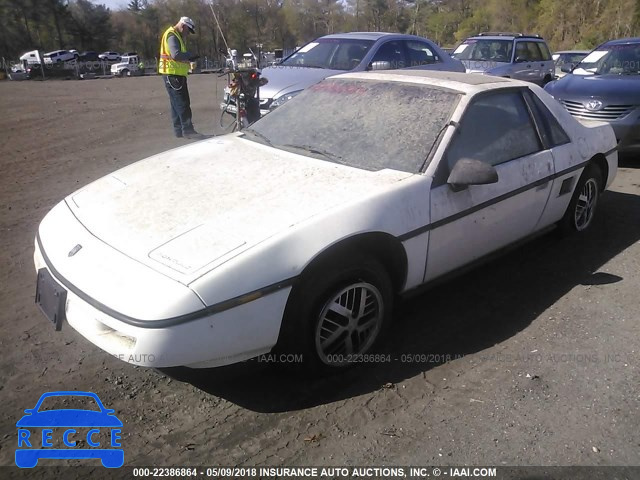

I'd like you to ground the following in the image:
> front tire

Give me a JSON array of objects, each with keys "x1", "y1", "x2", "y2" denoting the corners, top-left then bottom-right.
[
  {"x1": 558, "y1": 163, "x2": 602, "y2": 235},
  {"x1": 278, "y1": 254, "x2": 393, "y2": 373}
]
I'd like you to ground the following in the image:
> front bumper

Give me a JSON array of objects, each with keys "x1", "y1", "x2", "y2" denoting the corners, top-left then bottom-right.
[
  {"x1": 34, "y1": 202, "x2": 291, "y2": 368},
  {"x1": 35, "y1": 241, "x2": 290, "y2": 368}
]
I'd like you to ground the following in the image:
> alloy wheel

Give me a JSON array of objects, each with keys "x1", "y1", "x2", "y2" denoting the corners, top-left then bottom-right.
[{"x1": 315, "y1": 282, "x2": 384, "y2": 366}]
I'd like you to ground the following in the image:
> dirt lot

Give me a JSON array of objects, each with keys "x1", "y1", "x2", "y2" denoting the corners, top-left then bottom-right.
[{"x1": 0, "y1": 75, "x2": 639, "y2": 478}]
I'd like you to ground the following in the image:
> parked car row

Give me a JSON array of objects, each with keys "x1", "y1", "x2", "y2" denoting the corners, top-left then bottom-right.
[
  {"x1": 220, "y1": 31, "x2": 638, "y2": 155},
  {"x1": 19, "y1": 49, "x2": 129, "y2": 65}
]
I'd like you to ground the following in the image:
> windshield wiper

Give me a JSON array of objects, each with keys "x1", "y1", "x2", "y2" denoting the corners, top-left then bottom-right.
[
  {"x1": 242, "y1": 128, "x2": 274, "y2": 147},
  {"x1": 281, "y1": 143, "x2": 343, "y2": 162}
]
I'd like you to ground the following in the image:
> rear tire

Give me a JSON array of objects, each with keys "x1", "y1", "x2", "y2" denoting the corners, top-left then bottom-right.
[
  {"x1": 277, "y1": 253, "x2": 393, "y2": 373},
  {"x1": 558, "y1": 163, "x2": 602, "y2": 235}
]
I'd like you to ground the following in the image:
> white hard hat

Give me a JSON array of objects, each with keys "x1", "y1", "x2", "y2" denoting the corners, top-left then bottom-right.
[{"x1": 180, "y1": 17, "x2": 195, "y2": 34}]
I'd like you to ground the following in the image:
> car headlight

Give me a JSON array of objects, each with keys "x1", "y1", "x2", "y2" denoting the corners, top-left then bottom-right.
[{"x1": 270, "y1": 90, "x2": 303, "y2": 110}]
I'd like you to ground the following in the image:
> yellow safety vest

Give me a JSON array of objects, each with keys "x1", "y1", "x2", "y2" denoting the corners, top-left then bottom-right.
[{"x1": 159, "y1": 26, "x2": 189, "y2": 76}]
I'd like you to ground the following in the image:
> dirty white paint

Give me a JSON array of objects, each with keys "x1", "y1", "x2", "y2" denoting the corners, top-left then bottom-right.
[{"x1": 36, "y1": 71, "x2": 618, "y2": 368}]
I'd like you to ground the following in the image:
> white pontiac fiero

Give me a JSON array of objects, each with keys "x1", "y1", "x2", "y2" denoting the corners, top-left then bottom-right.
[{"x1": 34, "y1": 71, "x2": 617, "y2": 371}]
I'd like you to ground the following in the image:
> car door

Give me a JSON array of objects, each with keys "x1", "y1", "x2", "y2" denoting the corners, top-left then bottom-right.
[
  {"x1": 512, "y1": 41, "x2": 536, "y2": 81},
  {"x1": 525, "y1": 42, "x2": 545, "y2": 83},
  {"x1": 536, "y1": 42, "x2": 555, "y2": 81},
  {"x1": 425, "y1": 89, "x2": 554, "y2": 282}
]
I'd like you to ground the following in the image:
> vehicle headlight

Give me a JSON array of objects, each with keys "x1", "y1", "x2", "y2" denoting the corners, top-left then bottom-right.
[{"x1": 270, "y1": 90, "x2": 303, "y2": 110}]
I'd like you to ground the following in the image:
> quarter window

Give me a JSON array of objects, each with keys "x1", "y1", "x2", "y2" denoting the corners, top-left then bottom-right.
[
  {"x1": 446, "y1": 91, "x2": 542, "y2": 169},
  {"x1": 524, "y1": 90, "x2": 571, "y2": 148}
]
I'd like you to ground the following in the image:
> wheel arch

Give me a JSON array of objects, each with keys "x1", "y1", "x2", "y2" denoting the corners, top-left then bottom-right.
[
  {"x1": 299, "y1": 231, "x2": 408, "y2": 294},
  {"x1": 275, "y1": 231, "x2": 405, "y2": 365},
  {"x1": 589, "y1": 153, "x2": 609, "y2": 191}
]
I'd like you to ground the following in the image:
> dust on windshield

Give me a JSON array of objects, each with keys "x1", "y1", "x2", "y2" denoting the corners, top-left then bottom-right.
[
  {"x1": 245, "y1": 78, "x2": 461, "y2": 173},
  {"x1": 574, "y1": 44, "x2": 640, "y2": 75}
]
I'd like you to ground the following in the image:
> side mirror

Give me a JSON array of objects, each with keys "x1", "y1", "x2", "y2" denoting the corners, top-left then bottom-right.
[
  {"x1": 369, "y1": 61, "x2": 392, "y2": 71},
  {"x1": 515, "y1": 56, "x2": 527, "y2": 63},
  {"x1": 560, "y1": 64, "x2": 574, "y2": 73},
  {"x1": 447, "y1": 158, "x2": 498, "y2": 191}
]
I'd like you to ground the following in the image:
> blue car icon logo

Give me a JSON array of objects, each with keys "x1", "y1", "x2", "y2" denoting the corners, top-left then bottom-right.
[{"x1": 16, "y1": 391, "x2": 123, "y2": 468}]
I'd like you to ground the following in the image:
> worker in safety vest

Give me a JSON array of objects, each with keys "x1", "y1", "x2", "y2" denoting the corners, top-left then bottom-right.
[{"x1": 159, "y1": 17, "x2": 204, "y2": 139}]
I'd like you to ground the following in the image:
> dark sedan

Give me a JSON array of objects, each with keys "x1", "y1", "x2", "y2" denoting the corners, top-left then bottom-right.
[
  {"x1": 545, "y1": 37, "x2": 640, "y2": 153},
  {"x1": 79, "y1": 51, "x2": 99, "y2": 62}
]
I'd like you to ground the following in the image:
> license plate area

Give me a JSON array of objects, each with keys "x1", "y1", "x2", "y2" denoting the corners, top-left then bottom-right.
[{"x1": 35, "y1": 268, "x2": 67, "y2": 331}]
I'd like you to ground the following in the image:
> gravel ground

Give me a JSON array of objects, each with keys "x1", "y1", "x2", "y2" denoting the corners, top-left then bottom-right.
[{"x1": 0, "y1": 75, "x2": 638, "y2": 479}]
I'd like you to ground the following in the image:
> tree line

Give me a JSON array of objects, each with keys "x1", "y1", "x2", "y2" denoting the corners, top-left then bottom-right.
[{"x1": 1, "y1": 0, "x2": 639, "y2": 63}]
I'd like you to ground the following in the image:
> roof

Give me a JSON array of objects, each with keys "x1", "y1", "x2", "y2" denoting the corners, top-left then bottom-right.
[
  {"x1": 553, "y1": 50, "x2": 590, "y2": 54},
  {"x1": 338, "y1": 69, "x2": 516, "y2": 95},
  {"x1": 603, "y1": 37, "x2": 640, "y2": 46},
  {"x1": 319, "y1": 32, "x2": 393, "y2": 40},
  {"x1": 467, "y1": 33, "x2": 544, "y2": 41},
  {"x1": 317, "y1": 32, "x2": 431, "y2": 42}
]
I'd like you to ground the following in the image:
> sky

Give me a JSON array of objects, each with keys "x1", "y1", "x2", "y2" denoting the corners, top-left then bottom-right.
[{"x1": 95, "y1": 0, "x2": 128, "y2": 11}]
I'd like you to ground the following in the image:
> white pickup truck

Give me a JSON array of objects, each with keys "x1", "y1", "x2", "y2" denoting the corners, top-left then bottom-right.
[{"x1": 110, "y1": 55, "x2": 142, "y2": 77}]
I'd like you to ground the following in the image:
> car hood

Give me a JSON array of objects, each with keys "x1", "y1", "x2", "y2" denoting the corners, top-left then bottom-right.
[
  {"x1": 259, "y1": 65, "x2": 344, "y2": 100},
  {"x1": 66, "y1": 135, "x2": 413, "y2": 283},
  {"x1": 545, "y1": 74, "x2": 640, "y2": 104}
]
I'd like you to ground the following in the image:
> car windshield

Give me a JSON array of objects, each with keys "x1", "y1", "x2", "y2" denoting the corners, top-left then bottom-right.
[
  {"x1": 280, "y1": 38, "x2": 375, "y2": 71},
  {"x1": 573, "y1": 44, "x2": 640, "y2": 75},
  {"x1": 452, "y1": 39, "x2": 513, "y2": 62},
  {"x1": 554, "y1": 52, "x2": 588, "y2": 65},
  {"x1": 244, "y1": 78, "x2": 461, "y2": 173},
  {"x1": 37, "y1": 395, "x2": 101, "y2": 412}
]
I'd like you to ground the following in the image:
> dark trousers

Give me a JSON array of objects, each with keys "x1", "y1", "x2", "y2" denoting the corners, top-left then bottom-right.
[{"x1": 163, "y1": 75, "x2": 194, "y2": 137}]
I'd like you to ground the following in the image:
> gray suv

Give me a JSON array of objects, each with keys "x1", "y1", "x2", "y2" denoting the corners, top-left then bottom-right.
[{"x1": 452, "y1": 32, "x2": 555, "y2": 85}]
